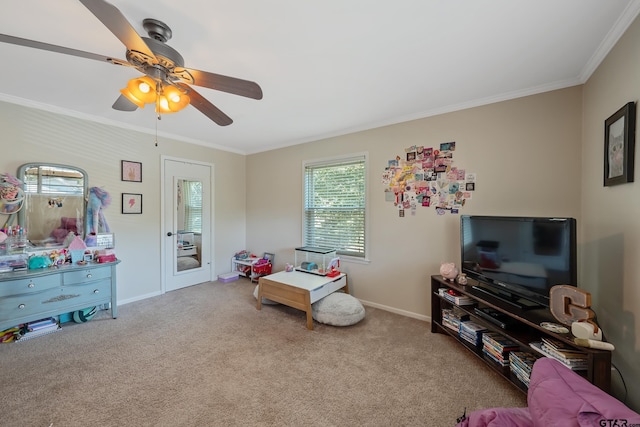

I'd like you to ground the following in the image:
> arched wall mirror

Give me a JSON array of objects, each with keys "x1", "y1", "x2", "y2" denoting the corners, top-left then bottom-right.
[{"x1": 17, "y1": 163, "x2": 88, "y2": 249}]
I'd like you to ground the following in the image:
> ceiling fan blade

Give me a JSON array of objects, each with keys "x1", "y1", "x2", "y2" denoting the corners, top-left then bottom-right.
[
  {"x1": 174, "y1": 68, "x2": 263, "y2": 100},
  {"x1": 112, "y1": 94, "x2": 138, "y2": 111},
  {"x1": 79, "y1": 0, "x2": 157, "y2": 64},
  {"x1": 176, "y1": 84, "x2": 233, "y2": 126},
  {"x1": 0, "y1": 33, "x2": 113, "y2": 62}
]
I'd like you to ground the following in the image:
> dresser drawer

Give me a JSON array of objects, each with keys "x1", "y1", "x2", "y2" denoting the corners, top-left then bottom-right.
[
  {"x1": 62, "y1": 266, "x2": 112, "y2": 285},
  {"x1": 309, "y1": 275, "x2": 347, "y2": 303},
  {"x1": 0, "y1": 280, "x2": 111, "y2": 323},
  {"x1": 59, "y1": 279, "x2": 112, "y2": 307},
  {"x1": 0, "y1": 275, "x2": 60, "y2": 298}
]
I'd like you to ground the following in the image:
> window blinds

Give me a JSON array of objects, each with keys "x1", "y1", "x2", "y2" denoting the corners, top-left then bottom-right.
[{"x1": 303, "y1": 157, "x2": 366, "y2": 258}]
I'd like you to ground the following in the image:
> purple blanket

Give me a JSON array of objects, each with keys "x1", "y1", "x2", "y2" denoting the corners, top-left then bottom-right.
[{"x1": 457, "y1": 358, "x2": 640, "y2": 427}]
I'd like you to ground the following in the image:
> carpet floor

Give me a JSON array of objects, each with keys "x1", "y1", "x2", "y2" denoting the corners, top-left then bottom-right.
[{"x1": 0, "y1": 279, "x2": 526, "y2": 426}]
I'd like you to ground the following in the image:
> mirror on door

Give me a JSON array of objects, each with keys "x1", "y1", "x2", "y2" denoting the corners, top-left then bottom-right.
[{"x1": 176, "y1": 179, "x2": 202, "y2": 271}]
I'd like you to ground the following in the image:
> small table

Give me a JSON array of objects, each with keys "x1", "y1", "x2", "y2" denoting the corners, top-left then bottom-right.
[{"x1": 256, "y1": 271, "x2": 349, "y2": 330}]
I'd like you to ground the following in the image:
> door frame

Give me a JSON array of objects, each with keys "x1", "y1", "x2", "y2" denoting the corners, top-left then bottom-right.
[{"x1": 160, "y1": 155, "x2": 215, "y2": 293}]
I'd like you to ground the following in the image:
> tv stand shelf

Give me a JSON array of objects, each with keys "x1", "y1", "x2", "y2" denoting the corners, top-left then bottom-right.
[{"x1": 430, "y1": 275, "x2": 611, "y2": 395}]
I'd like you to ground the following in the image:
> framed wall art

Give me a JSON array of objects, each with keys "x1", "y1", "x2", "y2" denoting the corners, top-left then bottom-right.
[
  {"x1": 604, "y1": 102, "x2": 636, "y2": 187},
  {"x1": 121, "y1": 160, "x2": 142, "y2": 182},
  {"x1": 122, "y1": 193, "x2": 142, "y2": 214}
]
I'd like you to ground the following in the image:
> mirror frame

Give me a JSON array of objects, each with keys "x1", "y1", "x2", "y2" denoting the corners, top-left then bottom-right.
[{"x1": 17, "y1": 162, "x2": 89, "y2": 245}]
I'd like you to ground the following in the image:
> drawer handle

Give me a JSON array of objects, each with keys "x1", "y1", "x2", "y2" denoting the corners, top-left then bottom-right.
[
  {"x1": 93, "y1": 289, "x2": 99, "y2": 294},
  {"x1": 86, "y1": 273, "x2": 92, "y2": 279},
  {"x1": 18, "y1": 304, "x2": 26, "y2": 309},
  {"x1": 28, "y1": 283, "x2": 35, "y2": 288}
]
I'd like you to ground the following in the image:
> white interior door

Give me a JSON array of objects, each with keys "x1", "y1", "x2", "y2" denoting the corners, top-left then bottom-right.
[{"x1": 162, "y1": 157, "x2": 213, "y2": 292}]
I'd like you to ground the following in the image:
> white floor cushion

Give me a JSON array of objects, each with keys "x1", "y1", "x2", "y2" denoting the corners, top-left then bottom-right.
[
  {"x1": 312, "y1": 292, "x2": 365, "y2": 326},
  {"x1": 253, "y1": 284, "x2": 280, "y2": 305}
]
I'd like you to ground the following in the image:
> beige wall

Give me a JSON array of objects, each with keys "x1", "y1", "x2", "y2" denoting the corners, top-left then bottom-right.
[
  {"x1": 0, "y1": 103, "x2": 247, "y2": 303},
  {"x1": 245, "y1": 15, "x2": 640, "y2": 411},
  {"x1": 582, "y1": 14, "x2": 640, "y2": 410},
  {"x1": 247, "y1": 86, "x2": 583, "y2": 318}
]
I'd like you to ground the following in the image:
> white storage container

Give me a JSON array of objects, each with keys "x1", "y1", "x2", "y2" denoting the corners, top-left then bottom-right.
[{"x1": 218, "y1": 272, "x2": 239, "y2": 283}]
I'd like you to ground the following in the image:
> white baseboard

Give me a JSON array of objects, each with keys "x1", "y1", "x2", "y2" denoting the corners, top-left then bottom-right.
[
  {"x1": 117, "y1": 291, "x2": 163, "y2": 306},
  {"x1": 116, "y1": 291, "x2": 433, "y2": 323},
  {"x1": 359, "y1": 298, "x2": 431, "y2": 322}
]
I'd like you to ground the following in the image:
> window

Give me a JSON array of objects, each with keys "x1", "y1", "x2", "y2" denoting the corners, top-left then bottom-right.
[
  {"x1": 23, "y1": 165, "x2": 84, "y2": 196},
  {"x1": 303, "y1": 154, "x2": 367, "y2": 258},
  {"x1": 183, "y1": 180, "x2": 202, "y2": 233}
]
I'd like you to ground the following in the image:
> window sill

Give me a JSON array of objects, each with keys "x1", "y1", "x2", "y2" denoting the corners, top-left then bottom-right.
[{"x1": 340, "y1": 255, "x2": 370, "y2": 265}]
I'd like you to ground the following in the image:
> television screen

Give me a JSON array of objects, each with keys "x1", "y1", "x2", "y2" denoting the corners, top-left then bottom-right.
[{"x1": 460, "y1": 215, "x2": 577, "y2": 308}]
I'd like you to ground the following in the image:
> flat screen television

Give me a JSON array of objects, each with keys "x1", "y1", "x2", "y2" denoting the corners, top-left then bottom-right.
[{"x1": 460, "y1": 215, "x2": 577, "y2": 309}]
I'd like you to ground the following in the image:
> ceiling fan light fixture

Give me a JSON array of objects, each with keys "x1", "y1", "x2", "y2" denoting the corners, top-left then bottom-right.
[
  {"x1": 156, "y1": 96, "x2": 171, "y2": 113},
  {"x1": 166, "y1": 85, "x2": 190, "y2": 110},
  {"x1": 119, "y1": 87, "x2": 145, "y2": 108},
  {"x1": 128, "y1": 76, "x2": 157, "y2": 103},
  {"x1": 156, "y1": 95, "x2": 186, "y2": 114},
  {"x1": 156, "y1": 85, "x2": 190, "y2": 113},
  {"x1": 120, "y1": 75, "x2": 157, "y2": 108}
]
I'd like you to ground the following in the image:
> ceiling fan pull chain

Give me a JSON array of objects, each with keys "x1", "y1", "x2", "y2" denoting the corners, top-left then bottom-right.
[{"x1": 155, "y1": 99, "x2": 160, "y2": 147}]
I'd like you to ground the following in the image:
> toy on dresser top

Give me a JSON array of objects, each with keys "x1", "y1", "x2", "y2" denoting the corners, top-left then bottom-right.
[{"x1": 95, "y1": 249, "x2": 117, "y2": 263}]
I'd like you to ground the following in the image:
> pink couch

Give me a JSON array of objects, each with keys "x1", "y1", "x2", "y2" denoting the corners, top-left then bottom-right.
[{"x1": 457, "y1": 358, "x2": 640, "y2": 427}]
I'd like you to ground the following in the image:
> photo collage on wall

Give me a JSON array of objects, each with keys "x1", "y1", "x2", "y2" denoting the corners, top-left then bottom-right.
[{"x1": 381, "y1": 141, "x2": 476, "y2": 217}]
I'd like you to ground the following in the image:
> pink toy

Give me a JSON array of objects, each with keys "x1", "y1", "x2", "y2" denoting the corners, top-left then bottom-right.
[{"x1": 440, "y1": 262, "x2": 459, "y2": 281}]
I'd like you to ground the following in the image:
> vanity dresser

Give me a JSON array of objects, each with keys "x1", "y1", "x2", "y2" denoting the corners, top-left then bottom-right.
[
  {"x1": 0, "y1": 260, "x2": 119, "y2": 331},
  {"x1": 0, "y1": 162, "x2": 119, "y2": 331}
]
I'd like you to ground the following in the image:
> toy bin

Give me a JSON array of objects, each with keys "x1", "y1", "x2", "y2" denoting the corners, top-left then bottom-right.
[
  {"x1": 252, "y1": 262, "x2": 272, "y2": 276},
  {"x1": 218, "y1": 272, "x2": 239, "y2": 283},
  {"x1": 294, "y1": 247, "x2": 336, "y2": 276}
]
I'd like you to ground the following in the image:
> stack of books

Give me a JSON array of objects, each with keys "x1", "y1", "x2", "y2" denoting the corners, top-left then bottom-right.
[
  {"x1": 18, "y1": 317, "x2": 60, "y2": 342},
  {"x1": 0, "y1": 326, "x2": 21, "y2": 343},
  {"x1": 509, "y1": 351, "x2": 538, "y2": 388},
  {"x1": 459, "y1": 320, "x2": 488, "y2": 347},
  {"x1": 441, "y1": 307, "x2": 470, "y2": 333},
  {"x1": 482, "y1": 332, "x2": 521, "y2": 366},
  {"x1": 438, "y1": 288, "x2": 475, "y2": 306},
  {"x1": 529, "y1": 337, "x2": 588, "y2": 371}
]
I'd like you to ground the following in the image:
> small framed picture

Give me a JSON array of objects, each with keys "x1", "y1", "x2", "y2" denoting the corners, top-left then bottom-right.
[
  {"x1": 96, "y1": 233, "x2": 115, "y2": 248},
  {"x1": 83, "y1": 253, "x2": 94, "y2": 262},
  {"x1": 122, "y1": 193, "x2": 142, "y2": 214},
  {"x1": 121, "y1": 160, "x2": 142, "y2": 182},
  {"x1": 604, "y1": 102, "x2": 636, "y2": 186}
]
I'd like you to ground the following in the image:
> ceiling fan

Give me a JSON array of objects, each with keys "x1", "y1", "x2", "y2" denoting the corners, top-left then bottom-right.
[{"x1": 0, "y1": 0, "x2": 262, "y2": 126}]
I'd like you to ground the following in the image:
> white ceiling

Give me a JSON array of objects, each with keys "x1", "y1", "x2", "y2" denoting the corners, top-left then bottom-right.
[{"x1": 1, "y1": 1, "x2": 639, "y2": 154}]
